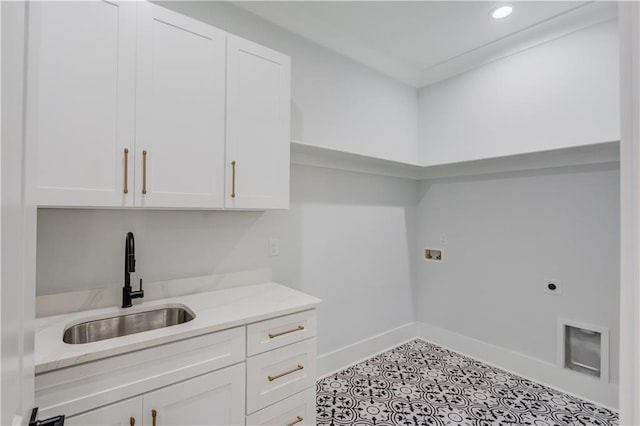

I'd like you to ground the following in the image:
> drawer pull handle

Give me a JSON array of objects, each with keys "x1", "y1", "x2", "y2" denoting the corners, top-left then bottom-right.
[
  {"x1": 286, "y1": 416, "x2": 304, "y2": 426},
  {"x1": 129, "y1": 417, "x2": 135, "y2": 426},
  {"x1": 268, "y1": 364, "x2": 304, "y2": 382},
  {"x1": 268, "y1": 326, "x2": 304, "y2": 339},
  {"x1": 231, "y1": 160, "x2": 236, "y2": 198},
  {"x1": 123, "y1": 148, "x2": 129, "y2": 194},
  {"x1": 142, "y1": 150, "x2": 148, "y2": 195},
  {"x1": 151, "y1": 409, "x2": 157, "y2": 426}
]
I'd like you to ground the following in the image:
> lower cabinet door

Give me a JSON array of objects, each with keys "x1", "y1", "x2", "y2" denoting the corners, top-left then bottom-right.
[
  {"x1": 65, "y1": 396, "x2": 142, "y2": 426},
  {"x1": 246, "y1": 386, "x2": 316, "y2": 426},
  {"x1": 142, "y1": 363, "x2": 246, "y2": 426}
]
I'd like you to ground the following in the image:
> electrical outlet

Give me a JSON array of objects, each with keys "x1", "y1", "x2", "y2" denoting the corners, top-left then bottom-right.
[
  {"x1": 544, "y1": 279, "x2": 562, "y2": 295},
  {"x1": 440, "y1": 233, "x2": 447, "y2": 245},
  {"x1": 269, "y1": 238, "x2": 279, "y2": 257}
]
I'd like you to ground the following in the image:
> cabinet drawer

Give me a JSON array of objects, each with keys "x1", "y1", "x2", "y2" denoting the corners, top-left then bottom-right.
[
  {"x1": 36, "y1": 326, "x2": 245, "y2": 419},
  {"x1": 247, "y1": 310, "x2": 316, "y2": 356},
  {"x1": 246, "y1": 338, "x2": 316, "y2": 414},
  {"x1": 65, "y1": 396, "x2": 142, "y2": 426},
  {"x1": 246, "y1": 386, "x2": 315, "y2": 426}
]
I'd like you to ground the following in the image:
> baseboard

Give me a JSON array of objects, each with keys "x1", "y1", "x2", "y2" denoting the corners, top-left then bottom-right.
[
  {"x1": 317, "y1": 322, "x2": 416, "y2": 378},
  {"x1": 315, "y1": 321, "x2": 618, "y2": 410},
  {"x1": 415, "y1": 321, "x2": 618, "y2": 411}
]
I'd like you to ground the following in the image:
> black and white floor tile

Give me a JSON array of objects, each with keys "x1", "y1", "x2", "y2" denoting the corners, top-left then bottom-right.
[{"x1": 316, "y1": 339, "x2": 617, "y2": 426}]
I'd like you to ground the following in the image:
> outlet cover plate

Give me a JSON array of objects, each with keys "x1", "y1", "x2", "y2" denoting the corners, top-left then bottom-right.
[{"x1": 269, "y1": 238, "x2": 279, "y2": 257}]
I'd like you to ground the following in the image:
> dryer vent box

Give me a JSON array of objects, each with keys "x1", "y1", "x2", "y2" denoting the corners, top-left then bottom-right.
[{"x1": 558, "y1": 319, "x2": 609, "y2": 382}]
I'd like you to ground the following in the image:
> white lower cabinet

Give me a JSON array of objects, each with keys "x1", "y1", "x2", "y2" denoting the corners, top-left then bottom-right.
[
  {"x1": 65, "y1": 364, "x2": 245, "y2": 426},
  {"x1": 143, "y1": 364, "x2": 246, "y2": 426},
  {"x1": 37, "y1": 310, "x2": 317, "y2": 426},
  {"x1": 245, "y1": 310, "x2": 317, "y2": 425}
]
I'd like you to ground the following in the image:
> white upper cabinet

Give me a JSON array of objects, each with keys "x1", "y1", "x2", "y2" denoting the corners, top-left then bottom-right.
[
  {"x1": 27, "y1": 1, "x2": 136, "y2": 207},
  {"x1": 28, "y1": 1, "x2": 291, "y2": 210},
  {"x1": 226, "y1": 35, "x2": 291, "y2": 209},
  {"x1": 135, "y1": 2, "x2": 226, "y2": 208}
]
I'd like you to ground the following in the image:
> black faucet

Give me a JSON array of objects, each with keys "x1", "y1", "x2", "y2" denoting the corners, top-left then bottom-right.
[{"x1": 122, "y1": 232, "x2": 144, "y2": 308}]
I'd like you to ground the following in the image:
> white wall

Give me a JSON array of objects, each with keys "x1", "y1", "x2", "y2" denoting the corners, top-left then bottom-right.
[
  {"x1": 418, "y1": 20, "x2": 620, "y2": 166},
  {"x1": 415, "y1": 163, "x2": 619, "y2": 405},
  {"x1": 156, "y1": 1, "x2": 418, "y2": 164},
  {"x1": 37, "y1": 165, "x2": 418, "y2": 357}
]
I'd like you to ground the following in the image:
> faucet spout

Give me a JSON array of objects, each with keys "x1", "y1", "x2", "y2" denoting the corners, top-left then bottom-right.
[
  {"x1": 127, "y1": 232, "x2": 135, "y2": 273},
  {"x1": 122, "y1": 232, "x2": 144, "y2": 308}
]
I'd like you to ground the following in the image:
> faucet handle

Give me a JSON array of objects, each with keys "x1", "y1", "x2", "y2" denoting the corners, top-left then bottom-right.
[{"x1": 129, "y1": 278, "x2": 144, "y2": 300}]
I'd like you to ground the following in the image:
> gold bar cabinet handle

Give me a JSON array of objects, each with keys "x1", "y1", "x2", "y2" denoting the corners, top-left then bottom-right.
[
  {"x1": 268, "y1": 364, "x2": 304, "y2": 382},
  {"x1": 129, "y1": 417, "x2": 135, "y2": 426},
  {"x1": 123, "y1": 148, "x2": 129, "y2": 194},
  {"x1": 142, "y1": 150, "x2": 148, "y2": 195},
  {"x1": 268, "y1": 325, "x2": 304, "y2": 339},
  {"x1": 151, "y1": 409, "x2": 157, "y2": 426},
  {"x1": 231, "y1": 160, "x2": 236, "y2": 198},
  {"x1": 286, "y1": 416, "x2": 304, "y2": 426}
]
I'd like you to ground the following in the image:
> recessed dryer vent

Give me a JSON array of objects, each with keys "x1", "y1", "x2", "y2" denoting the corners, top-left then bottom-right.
[{"x1": 557, "y1": 319, "x2": 609, "y2": 382}]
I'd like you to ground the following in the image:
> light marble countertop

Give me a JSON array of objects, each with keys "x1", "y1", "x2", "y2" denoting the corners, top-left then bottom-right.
[{"x1": 35, "y1": 282, "x2": 321, "y2": 374}]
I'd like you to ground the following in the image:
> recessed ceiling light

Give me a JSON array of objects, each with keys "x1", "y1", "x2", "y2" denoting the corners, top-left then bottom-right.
[{"x1": 490, "y1": 5, "x2": 513, "y2": 19}]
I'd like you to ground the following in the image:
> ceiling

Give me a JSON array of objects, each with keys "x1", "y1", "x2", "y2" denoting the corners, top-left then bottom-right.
[{"x1": 232, "y1": 1, "x2": 618, "y2": 87}]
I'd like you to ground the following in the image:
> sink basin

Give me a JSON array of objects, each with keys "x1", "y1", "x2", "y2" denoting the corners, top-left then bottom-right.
[{"x1": 63, "y1": 305, "x2": 195, "y2": 344}]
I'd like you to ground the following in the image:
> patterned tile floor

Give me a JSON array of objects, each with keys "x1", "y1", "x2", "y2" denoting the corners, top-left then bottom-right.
[{"x1": 316, "y1": 339, "x2": 618, "y2": 426}]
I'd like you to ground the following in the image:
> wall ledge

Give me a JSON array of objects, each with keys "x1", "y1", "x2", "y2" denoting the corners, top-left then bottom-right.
[{"x1": 291, "y1": 140, "x2": 620, "y2": 180}]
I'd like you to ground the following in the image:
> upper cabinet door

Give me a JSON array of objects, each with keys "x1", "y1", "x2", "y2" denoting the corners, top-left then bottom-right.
[
  {"x1": 27, "y1": 1, "x2": 136, "y2": 207},
  {"x1": 135, "y1": 2, "x2": 226, "y2": 209},
  {"x1": 225, "y1": 35, "x2": 291, "y2": 209}
]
